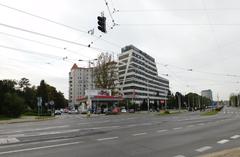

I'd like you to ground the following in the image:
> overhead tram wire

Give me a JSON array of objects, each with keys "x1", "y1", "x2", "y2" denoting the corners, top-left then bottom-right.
[
  {"x1": 0, "y1": 2, "x2": 120, "y2": 49},
  {"x1": 118, "y1": 8, "x2": 240, "y2": 13},
  {"x1": 118, "y1": 23, "x2": 240, "y2": 27},
  {"x1": 104, "y1": 0, "x2": 114, "y2": 22},
  {"x1": 0, "y1": 2, "x2": 87, "y2": 33},
  {"x1": 0, "y1": 44, "x2": 63, "y2": 60},
  {"x1": 0, "y1": 44, "x2": 78, "y2": 64},
  {"x1": 0, "y1": 31, "x2": 92, "y2": 59},
  {"x1": 155, "y1": 61, "x2": 240, "y2": 78},
  {"x1": 0, "y1": 22, "x2": 116, "y2": 54}
]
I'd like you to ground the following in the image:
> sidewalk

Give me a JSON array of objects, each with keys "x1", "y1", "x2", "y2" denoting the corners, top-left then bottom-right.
[
  {"x1": 0, "y1": 116, "x2": 56, "y2": 124},
  {"x1": 199, "y1": 147, "x2": 240, "y2": 157}
]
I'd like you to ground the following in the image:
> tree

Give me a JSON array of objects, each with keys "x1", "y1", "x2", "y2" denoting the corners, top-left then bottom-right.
[
  {"x1": 94, "y1": 53, "x2": 117, "y2": 93},
  {"x1": 2, "y1": 93, "x2": 25, "y2": 118},
  {"x1": 36, "y1": 80, "x2": 67, "y2": 112},
  {"x1": 54, "y1": 91, "x2": 67, "y2": 109},
  {"x1": 167, "y1": 91, "x2": 177, "y2": 109},
  {"x1": 37, "y1": 80, "x2": 48, "y2": 104},
  {"x1": 23, "y1": 86, "x2": 37, "y2": 110},
  {"x1": 0, "y1": 80, "x2": 17, "y2": 114},
  {"x1": 18, "y1": 78, "x2": 31, "y2": 90},
  {"x1": 229, "y1": 93, "x2": 238, "y2": 107}
]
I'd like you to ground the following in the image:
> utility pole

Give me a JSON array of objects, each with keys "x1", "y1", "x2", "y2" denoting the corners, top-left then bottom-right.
[
  {"x1": 192, "y1": 96, "x2": 195, "y2": 111},
  {"x1": 147, "y1": 80, "x2": 150, "y2": 112},
  {"x1": 165, "y1": 90, "x2": 168, "y2": 110},
  {"x1": 198, "y1": 96, "x2": 200, "y2": 110},
  {"x1": 178, "y1": 94, "x2": 181, "y2": 112}
]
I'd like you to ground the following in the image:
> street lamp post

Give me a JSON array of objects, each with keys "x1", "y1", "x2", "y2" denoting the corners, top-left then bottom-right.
[{"x1": 78, "y1": 58, "x2": 98, "y2": 68}]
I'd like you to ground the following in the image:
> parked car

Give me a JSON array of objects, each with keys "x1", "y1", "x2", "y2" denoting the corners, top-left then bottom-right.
[
  {"x1": 96, "y1": 108, "x2": 102, "y2": 114},
  {"x1": 68, "y1": 110, "x2": 79, "y2": 114},
  {"x1": 121, "y1": 109, "x2": 127, "y2": 113},
  {"x1": 63, "y1": 108, "x2": 69, "y2": 113},
  {"x1": 54, "y1": 110, "x2": 62, "y2": 115},
  {"x1": 129, "y1": 109, "x2": 135, "y2": 113},
  {"x1": 80, "y1": 109, "x2": 88, "y2": 114},
  {"x1": 112, "y1": 107, "x2": 120, "y2": 113}
]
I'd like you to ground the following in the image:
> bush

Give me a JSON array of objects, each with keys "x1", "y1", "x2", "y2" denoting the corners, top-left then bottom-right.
[
  {"x1": 215, "y1": 106, "x2": 223, "y2": 112},
  {"x1": 164, "y1": 110, "x2": 170, "y2": 114},
  {"x1": 2, "y1": 93, "x2": 25, "y2": 118},
  {"x1": 23, "y1": 111, "x2": 38, "y2": 116}
]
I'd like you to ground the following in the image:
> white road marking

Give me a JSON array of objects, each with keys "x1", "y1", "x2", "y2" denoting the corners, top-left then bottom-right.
[
  {"x1": 197, "y1": 123, "x2": 205, "y2": 126},
  {"x1": 0, "y1": 138, "x2": 19, "y2": 144},
  {"x1": 187, "y1": 125, "x2": 194, "y2": 128},
  {"x1": 195, "y1": 146, "x2": 212, "y2": 152},
  {"x1": 173, "y1": 155, "x2": 185, "y2": 157},
  {"x1": 139, "y1": 123, "x2": 152, "y2": 126},
  {"x1": 132, "y1": 132, "x2": 147, "y2": 136},
  {"x1": 97, "y1": 137, "x2": 119, "y2": 141},
  {"x1": 127, "y1": 124, "x2": 137, "y2": 127},
  {"x1": 7, "y1": 134, "x2": 25, "y2": 138},
  {"x1": 0, "y1": 144, "x2": 24, "y2": 149},
  {"x1": 230, "y1": 135, "x2": 240, "y2": 139},
  {"x1": 3, "y1": 125, "x2": 69, "y2": 134},
  {"x1": 39, "y1": 129, "x2": 80, "y2": 136},
  {"x1": 217, "y1": 139, "x2": 229, "y2": 144},
  {"x1": 26, "y1": 138, "x2": 74, "y2": 146},
  {"x1": 173, "y1": 127, "x2": 182, "y2": 130},
  {"x1": 0, "y1": 142, "x2": 81, "y2": 155},
  {"x1": 81, "y1": 126, "x2": 121, "y2": 130},
  {"x1": 157, "y1": 129, "x2": 168, "y2": 133}
]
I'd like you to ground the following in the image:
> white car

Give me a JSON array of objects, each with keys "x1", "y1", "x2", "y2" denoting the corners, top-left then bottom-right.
[
  {"x1": 54, "y1": 110, "x2": 62, "y2": 115},
  {"x1": 121, "y1": 109, "x2": 127, "y2": 113}
]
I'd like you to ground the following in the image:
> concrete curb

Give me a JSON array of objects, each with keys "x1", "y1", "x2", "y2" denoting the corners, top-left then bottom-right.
[
  {"x1": 0, "y1": 117, "x2": 56, "y2": 124},
  {"x1": 198, "y1": 147, "x2": 240, "y2": 157}
]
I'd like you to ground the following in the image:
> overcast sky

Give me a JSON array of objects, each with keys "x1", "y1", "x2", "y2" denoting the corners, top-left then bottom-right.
[{"x1": 1, "y1": 0, "x2": 240, "y2": 100}]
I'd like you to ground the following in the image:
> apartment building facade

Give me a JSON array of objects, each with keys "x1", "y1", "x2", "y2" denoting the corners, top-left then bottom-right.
[
  {"x1": 118, "y1": 45, "x2": 169, "y2": 105},
  {"x1": 69, "y1": 63, "x2": 95, "y2": 107}
]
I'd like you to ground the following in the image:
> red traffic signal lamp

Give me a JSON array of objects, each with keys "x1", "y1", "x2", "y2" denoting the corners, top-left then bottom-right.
[{"x1": 97, "y1": 16, "x2": 106, "y2": 33}]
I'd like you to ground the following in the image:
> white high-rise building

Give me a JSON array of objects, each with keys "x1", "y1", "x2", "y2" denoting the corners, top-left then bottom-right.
[
  {"x1": 201, "y1": 89, "x2": 213, "y2": 101},
  {"x1": 118, "y1": 45, "x2": 169, "y2": 105},
  {"x1": 69, "y1": 64, "x2": 95, "y2": 107}
]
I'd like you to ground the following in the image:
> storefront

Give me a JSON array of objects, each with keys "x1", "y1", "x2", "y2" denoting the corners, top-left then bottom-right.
[{"x1": 77, "y1": 90, "x2": 123, "y2": 113}]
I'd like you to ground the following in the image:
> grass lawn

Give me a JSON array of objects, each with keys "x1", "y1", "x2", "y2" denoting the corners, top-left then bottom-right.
[
  {"x1": 158, "y1": 110, "x2": 182, "y2": 116},
  {"x1": 201, "y1": 110, "x2": 219, "y2": 116},
  {"x1": 0, "y1": 115, "x2": 13, "y2": 120}
]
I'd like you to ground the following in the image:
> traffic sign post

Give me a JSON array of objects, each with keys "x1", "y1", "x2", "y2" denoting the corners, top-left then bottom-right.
[
  {"x1": 49, "y1": 100, "x2": 54, "y2": 116},
  {"x1": 37, "y1": 97, "x2": 42, "y2": 116}
]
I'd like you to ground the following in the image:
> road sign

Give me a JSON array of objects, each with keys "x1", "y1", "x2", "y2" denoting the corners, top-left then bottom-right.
[
  {"x1": 37, "y1": 97, "x2": 42, "y2": 107},
  {"x1": 49, "y1": 100, "x2": 54, "y2": 106}
]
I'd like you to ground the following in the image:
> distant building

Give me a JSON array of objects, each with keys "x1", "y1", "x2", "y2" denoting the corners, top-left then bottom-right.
[
  {"x1": 201, "y1": 89, "x2": 213, "y2": 100},
  {"x1": 69, "y1": 64, "x2": 95, "y2": 107},
  {"x1": 118, "y1": 45, "x2": 169, "y2": 106}
]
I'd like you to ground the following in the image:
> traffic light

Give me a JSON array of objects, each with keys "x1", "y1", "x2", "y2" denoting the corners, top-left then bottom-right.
[{"x1": 97, "y1": 16, "x2": 106, "y2": 33}]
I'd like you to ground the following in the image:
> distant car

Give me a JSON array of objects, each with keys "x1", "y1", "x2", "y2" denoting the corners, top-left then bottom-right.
[
  {"x1": 112, "y1": 107, "x2": 120, "y2": 113},
  {"x1": 103, "y1": 108, "x2": 108, "y2": 113},
  {"x1": 68, "y1": 110, "x2": 79, "y2": 114},
  {"x1": 63, "y1": 108, "x2": 69, "y2": 113},
  {"x1": 80, "y1": 109, "x2": 88, "y2": 114},
  {"x1": 129, "y1": 109, "x2": 135, "y2": 113},
  {"x1": 54, "y1": 110, "x2": 62, "y2": 115},
  {"x1": 96, "y1": 108, "x2": 102, "y2": 114},
  {"x1": 121, "y1": 109, "x2": 127, "y2": 113}
]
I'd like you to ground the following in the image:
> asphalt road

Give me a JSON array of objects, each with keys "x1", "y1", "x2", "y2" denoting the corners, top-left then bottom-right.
[{"x1": 0, "y1": 107, "x2": 240, "y2": 157}]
